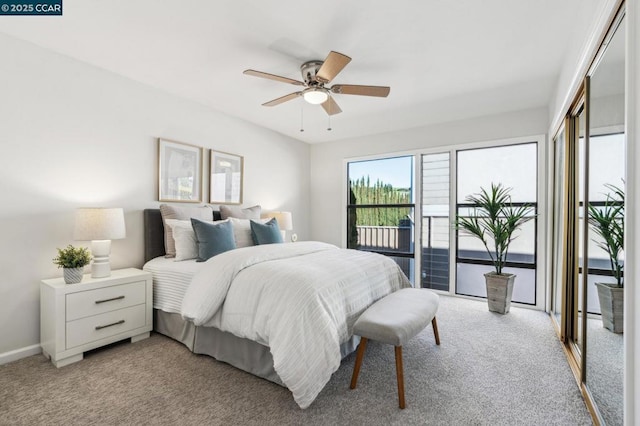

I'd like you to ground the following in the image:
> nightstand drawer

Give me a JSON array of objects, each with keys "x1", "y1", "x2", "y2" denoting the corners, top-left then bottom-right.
[
  {"x1": 66, "y1": 304, "x2": 146, "y2": 349},
  {"x1": 66, "y1": 281, "x2": 146, "y2": 321}
]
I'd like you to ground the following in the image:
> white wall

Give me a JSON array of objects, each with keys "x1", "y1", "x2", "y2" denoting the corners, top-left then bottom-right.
[
  {"x1": 0, "y1": 34, "x2": 310, "y2": 356},
  {"x1": 309, "y1": 107, "x2": 549, "y2": 246}
]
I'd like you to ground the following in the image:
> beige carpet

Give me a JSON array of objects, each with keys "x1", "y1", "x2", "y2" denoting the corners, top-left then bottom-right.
[{"x1": 0, "y1": 296, "x2": 592, "y2": 425}]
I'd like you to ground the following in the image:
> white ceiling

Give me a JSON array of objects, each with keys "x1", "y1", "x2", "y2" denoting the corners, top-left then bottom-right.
[{"x1": 0, "y1": 0, "x2": 602, "y2": 143}]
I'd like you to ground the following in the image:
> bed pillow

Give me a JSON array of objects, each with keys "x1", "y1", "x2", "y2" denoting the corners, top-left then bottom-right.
[
  {"x1": 219, "y1": 205, "x2": 261, "y2": 220},
  {"x1": 160, "y1": 204, "x2": 214, "y2": 258},
  {"x1": 165, "y1": 218, "x2": 226, "y2": 261},
  {"x1": 229, "y1": 217, "x2": 269, "y2": 248},
  {"x1": 164, "y1": 219, "x2": 198, "y2": 261},
  {"x1": 191, "y1": 218, "x2": 236, "y2": 261},
  {"x1": 250, "y1": 218, "x2": 284, "y2": 245}
]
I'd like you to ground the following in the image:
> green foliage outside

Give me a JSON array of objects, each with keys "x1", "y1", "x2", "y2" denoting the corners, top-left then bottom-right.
[
  {"x1": 52, "y1": 245, "x2": 92, "y2": 268},
  {"x1": 350, "y1": 176, "x2": 411, "y2": 227}
]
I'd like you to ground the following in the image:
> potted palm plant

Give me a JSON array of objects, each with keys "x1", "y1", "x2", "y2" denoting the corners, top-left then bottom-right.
[
  {"x1": 53, "y1": 245, "x2": 92, "y2": 284},
  {"x1": 455, "y1": 183, "x2": 536, "y2": 314},
  {"x1": 588, "y1": 183, "x2": 624, "y2": 333}
]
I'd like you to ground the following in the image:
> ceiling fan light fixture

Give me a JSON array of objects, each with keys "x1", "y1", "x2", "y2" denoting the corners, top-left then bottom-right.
[{"x1": 303, "y1": 88, "x2": 328, "y2": 105}]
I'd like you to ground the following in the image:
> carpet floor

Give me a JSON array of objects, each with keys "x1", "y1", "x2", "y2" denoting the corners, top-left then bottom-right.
[{"x1": 0, "y1": 296, "x2": 592, "y2": 425}]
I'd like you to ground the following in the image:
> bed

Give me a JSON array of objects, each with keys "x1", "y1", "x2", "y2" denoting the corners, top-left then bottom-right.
[{"x1": 142, "y1": 208, "x2": 410, "y2": 408}]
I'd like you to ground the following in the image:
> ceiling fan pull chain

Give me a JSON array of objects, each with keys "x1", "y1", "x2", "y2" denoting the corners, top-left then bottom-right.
[
  {"x1": 327, "y1": 95, "x2": 332, "y2": 131},
  {"x1": 300, "y1": 102, "x2": 304, "y2": 132}
]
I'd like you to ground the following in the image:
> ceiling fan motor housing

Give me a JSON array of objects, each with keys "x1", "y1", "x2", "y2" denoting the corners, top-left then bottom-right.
[{"x1": 300, "y1": 60, "x2": 324, "y2": 86}]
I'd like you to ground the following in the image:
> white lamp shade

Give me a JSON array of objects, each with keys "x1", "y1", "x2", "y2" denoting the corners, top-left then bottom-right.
[
  {"x1": 74, "y1": 208, "x2": 126, "y2": 241},
  {"x1": 263, "y1": 211, "x2": 293, "y2": 231}
]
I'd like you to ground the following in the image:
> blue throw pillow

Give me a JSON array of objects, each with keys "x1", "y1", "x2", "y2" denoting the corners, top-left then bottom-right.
[
  {"x1": 190, "y1": 218, "x2": 237, "y2": 261},
  {"x1": 250, "y1": 218, "x2": 283, "y2": 245}
]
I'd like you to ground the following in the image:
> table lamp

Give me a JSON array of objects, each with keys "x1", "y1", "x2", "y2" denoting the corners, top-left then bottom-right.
[{"x1": 74, "y1": 208, "x2": 126, "y2": 278}]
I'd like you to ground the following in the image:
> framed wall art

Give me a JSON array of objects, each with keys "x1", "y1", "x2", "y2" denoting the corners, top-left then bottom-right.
[
  {"x1": 210, "y1": 150, "x2": 243, "y2": 204},
  {"x1": 158, "y1": 138, "x2": 203, "y2": 203}
]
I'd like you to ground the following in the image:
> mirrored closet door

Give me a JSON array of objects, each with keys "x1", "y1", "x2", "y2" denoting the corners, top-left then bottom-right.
[
  {"x1": 550, "y1": 7, "x2": 625, "y2": 425},
  {"x1": 584, "y1": 13, "x2": 625, "y2": 426}
]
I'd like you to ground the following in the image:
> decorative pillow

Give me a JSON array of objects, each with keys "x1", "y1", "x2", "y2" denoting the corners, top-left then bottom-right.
[
  {"x1": 220, "y1": 205, "x2": 261, "y2": 220},
  {"x1": 250, "y1": 218, "x2": 284, "y2": 245},
  {"x1": 229, "y1": 217, "x2": 269, "y2": 248},
  {"x1": 190, "y1": 218, "x2": 237, "y2": 261},
  {"x1": 164, "y1": 219, "x2": 198, "y2": 261},
  {"x1": 160, "y1": 204, "x2": 214, "y2": 258}
]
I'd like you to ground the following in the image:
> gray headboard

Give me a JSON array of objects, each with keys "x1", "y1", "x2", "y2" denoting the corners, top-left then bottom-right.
[
  {"x1": 143, "y1": 208, "x2": 222, "y2": 263},
  {"x1": 144, "y1": 209, "x2": 165, "y2": 263}
]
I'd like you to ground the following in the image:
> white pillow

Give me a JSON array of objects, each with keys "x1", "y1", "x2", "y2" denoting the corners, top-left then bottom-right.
[
  {"x1": 165, "y1": 218, "x2": 229, "y2": 261},
  {"x1": 164, "y1": 219, "x2": 198, "y2": 261},
  {"x1": 159, "y1": 204, "x2": 214, "y2": 258},
  {"x1": 229, "y1": 217, "x2": 268, "y2": 248}
]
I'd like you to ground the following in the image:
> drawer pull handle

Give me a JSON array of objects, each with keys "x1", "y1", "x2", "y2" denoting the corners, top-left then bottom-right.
[
  {"x1": 95, "y1": 295, "x2": 125, "y2": 304},
  {"x1": 95, "y1": 320, "x2": 125, "y2": 330}
]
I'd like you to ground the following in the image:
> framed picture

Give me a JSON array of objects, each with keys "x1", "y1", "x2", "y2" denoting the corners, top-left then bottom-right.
[
  {"x1": 158, "y1": 138, "x2": 203, "y2": 203},
  {"x1": 210, "y1": 150, "x2": 243, "y2": 204}
]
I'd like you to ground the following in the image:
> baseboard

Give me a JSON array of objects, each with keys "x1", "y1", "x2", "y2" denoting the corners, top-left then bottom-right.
[{"x1": 0, "y1": 344, "x2": 42, "y2": 366}]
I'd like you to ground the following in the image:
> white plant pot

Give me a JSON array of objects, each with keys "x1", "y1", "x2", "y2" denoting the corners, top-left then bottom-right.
[{"x1": 63, "y1": 267, "x2": 84, "y2": 284}]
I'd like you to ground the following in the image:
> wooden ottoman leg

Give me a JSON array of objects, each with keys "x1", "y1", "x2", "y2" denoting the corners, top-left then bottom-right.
[
  {"x1": 432, "y1": 316, "x2": 441, "y2": 345},
  {"x1": 350, "y1": 337, "x2": 368, "y2": 389},
  {"x1": 395, "y1": 345, "x2": 405, "y2": 409}
]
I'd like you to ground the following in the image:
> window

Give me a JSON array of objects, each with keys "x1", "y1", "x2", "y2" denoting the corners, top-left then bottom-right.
[
  {"x1": 456, "y1": 143, "x2": 538, "y2": 305},
  {"x1": 347, "y1": 156, "x2": 415, "y2": 281}
]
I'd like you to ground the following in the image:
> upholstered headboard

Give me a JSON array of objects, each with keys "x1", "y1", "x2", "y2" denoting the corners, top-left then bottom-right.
[
  {"x1": 144, "y1": 209, "x2": 165, "y2": 263},
  {"x1": 143, "y1": 208, "x2": 222, "y2": 263}
]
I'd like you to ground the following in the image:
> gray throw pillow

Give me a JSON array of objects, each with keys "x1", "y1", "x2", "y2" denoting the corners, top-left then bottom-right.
[
  {"x1": 220, "y1": 205, "x2": 261, "y2": 220},
  {"x1": 191, "y1": 218, "x2": 237, "y2": 261},
  {"x1": 250, "y1": 218, "x2": 283, "y2": 245}
]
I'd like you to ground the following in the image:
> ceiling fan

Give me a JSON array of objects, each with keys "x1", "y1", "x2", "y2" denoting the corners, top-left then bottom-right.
[{"x1": 243, "y1": 51, "x2": 390, "y2": 115}]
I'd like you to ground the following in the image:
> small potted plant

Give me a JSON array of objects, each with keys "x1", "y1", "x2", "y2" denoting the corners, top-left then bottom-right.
[
  {"x1": 588, "y1": 183, "x2": 624, "y2": 333},
  {"x1": 454, "y1": 183, "x2": 536, "y2": 314},
  {"x1": 53, "y1": 245, "x2": 92, "y2": 284}
]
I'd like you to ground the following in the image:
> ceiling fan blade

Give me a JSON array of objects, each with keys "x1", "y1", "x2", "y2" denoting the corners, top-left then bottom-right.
[
  {"x1": 321, "y1": 96, "x2": 342, "y2": 115},
  {"x1": 331, "y1": 84, "x2": 390, "y2": 97},
  {"x1": 316, "y1": 51, "x2": 352, "y2": 84},
  {"x1": 243, "y1": 69, "x2": 305, "y2": 86},
  {"x1": 262, "y1": 92, "x2": 302, "y2": 106}
]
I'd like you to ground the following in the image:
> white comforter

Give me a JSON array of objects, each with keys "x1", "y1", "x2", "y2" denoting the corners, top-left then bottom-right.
[{"x1": 181, "y1": 241, "x2": 410, "y2": 408}]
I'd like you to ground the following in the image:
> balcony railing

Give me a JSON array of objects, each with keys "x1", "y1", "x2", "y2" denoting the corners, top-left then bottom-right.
[{"x1": 356, "y1": 226, "x2": 402, "y2": 250}]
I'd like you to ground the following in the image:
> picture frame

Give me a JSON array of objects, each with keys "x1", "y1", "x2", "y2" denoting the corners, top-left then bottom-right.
[
  {"x1": 210, "y1": 150, "x2": 244, "y2": 205},
  {"x1": 158, "y1": 138, "x2": 203, "y2": 203}
]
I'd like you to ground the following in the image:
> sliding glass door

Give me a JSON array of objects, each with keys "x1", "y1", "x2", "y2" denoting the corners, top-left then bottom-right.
[
  {"x1": 455, "y1": 143, "x2": 538, "y2": 304},
  {"x1": 347, "y1": 156, "x2": 416, "y2": 281},
  {"x1": 421, "y1": 153, "x2": 450, "y2": 291}
]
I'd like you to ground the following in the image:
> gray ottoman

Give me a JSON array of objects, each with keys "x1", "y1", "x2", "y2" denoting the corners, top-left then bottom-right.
[{"x1": 350, "y1": 288, "x2": 440, "y2": 409}]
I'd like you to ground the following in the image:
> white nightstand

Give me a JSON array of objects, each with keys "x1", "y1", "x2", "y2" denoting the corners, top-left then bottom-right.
[{"x1": 40, "y1": 268, "x2": 153, "y2": 368}]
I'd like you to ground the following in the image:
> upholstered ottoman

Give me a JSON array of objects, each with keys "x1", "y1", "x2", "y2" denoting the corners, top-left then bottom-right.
[{"x1": 350, "y1": 288, "x2": 440, "y2": 409}]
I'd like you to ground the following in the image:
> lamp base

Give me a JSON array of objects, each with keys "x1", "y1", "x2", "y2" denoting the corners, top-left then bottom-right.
[{"x1": 91, "y1": 240, "x2": 112, "y2": 278}]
